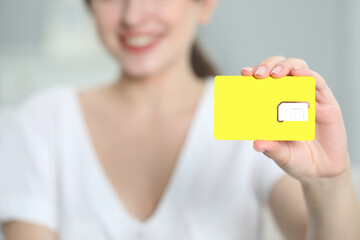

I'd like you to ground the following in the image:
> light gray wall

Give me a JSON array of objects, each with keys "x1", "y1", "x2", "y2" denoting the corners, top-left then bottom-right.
[
  {"x1": 199, "y1": 0, "x2": 339, "y2": 86},
  {"x1": 354, "y1": 0, "x2": 360, "y2": 165},
  {"x1": 0, "y1": 0, "x2": 45, "y2": 52},
  {"x1": 335, "y1": 0, "x2": 360, "y2": 167},
  {"x1": 347, "y1": 0, "x2": 360, "y2": 166}
]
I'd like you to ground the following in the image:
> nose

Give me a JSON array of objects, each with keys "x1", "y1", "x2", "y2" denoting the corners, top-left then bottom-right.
[{"x1": 122, "y1": 0, "x2": 147, "y2": 28}]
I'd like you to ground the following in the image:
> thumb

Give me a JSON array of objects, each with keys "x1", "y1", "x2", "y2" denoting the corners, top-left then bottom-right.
[{"x1": 253, "y1": 140, "x2": 291, "y2": 168}]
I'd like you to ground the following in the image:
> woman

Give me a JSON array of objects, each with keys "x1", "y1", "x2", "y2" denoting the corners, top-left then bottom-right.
[{"x1": 0, "y1": 0, "x2": 359, "y2": 239}]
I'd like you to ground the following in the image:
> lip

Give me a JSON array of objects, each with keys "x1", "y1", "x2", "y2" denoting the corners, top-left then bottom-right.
[{"x1": 120, "y1": 33, "x2": 162, "y2": 54}]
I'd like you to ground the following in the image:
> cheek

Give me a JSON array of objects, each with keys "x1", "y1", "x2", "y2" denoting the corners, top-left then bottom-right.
[
  {"x1": 164, "y1": 2, "x2": 199, "y2": 41},
  {"x1": 158, "y1": 3, "x2": 199, "y2": 60},
  {"x1": 93, "y1": 9, "x2": 123, "y2": 55},
  {"x1": 129, "y1": 6, "x2": 198, "y2": 76},
  {"x1": 137, "y1": 12, "x2": 197, "y2": 75}
]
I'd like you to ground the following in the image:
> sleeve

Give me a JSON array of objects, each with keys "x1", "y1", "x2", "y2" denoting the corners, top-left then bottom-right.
[
  {"x1": 0, "y1": 90, "x2": 59, "y2": 231},
  {"x1": 251, "y1": 144, "x2": 287, "y2": 205}
]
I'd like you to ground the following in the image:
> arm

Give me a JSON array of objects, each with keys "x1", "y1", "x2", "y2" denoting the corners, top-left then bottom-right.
[
  {"x1": 302, "y1": 167, "x2": 360, "y2": 240},
  {"x1": 269, "y1": 171, "x2": 360, "y2": 240},
  {"x1": 241, "y1": 55, "x2": 360, "y2": 240},
  {"x1": 2, "y1": 221, "x2": 57, "y2": 240},
  {"x1": 269, "y1": 174, "x2": 307, "y2": 240}
]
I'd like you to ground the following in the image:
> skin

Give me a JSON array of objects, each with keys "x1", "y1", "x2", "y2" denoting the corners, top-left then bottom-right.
[{"x1": 3, "y1": 1, "x2": 360, "y2": 240}]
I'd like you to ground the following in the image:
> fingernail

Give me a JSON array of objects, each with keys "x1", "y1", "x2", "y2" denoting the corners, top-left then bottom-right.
[
  {"x1": 253, "y1": 145, "x2": 266, "y2": 152},
  {"x1": 242, "y1": 67, "x2": 253, "y2": 72},
  {"x1": 255, "y1": 66, "x2": 266, "y2": 76},
  {"x1": 271, "y1": 65, "x2": 282, "y2": 74}
]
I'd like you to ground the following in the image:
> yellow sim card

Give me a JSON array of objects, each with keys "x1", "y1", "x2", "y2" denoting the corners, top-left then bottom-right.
[{"x1": 214, "y1": 76, "x2": 316, "y2": 141}]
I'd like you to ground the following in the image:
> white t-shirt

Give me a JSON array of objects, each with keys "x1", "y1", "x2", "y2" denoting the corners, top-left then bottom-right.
[{"x1": 0, "y1": 77, "x2": 285, "y2": 240}]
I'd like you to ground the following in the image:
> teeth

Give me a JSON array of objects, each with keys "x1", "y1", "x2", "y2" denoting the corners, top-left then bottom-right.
[{"x1": 125, "y1": 36, "x2": 156, "y2": 47}]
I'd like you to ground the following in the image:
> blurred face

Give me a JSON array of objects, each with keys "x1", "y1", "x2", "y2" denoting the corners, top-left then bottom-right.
[{"x1": 89, "y1": 0, "x2": 215, "y2": 78}]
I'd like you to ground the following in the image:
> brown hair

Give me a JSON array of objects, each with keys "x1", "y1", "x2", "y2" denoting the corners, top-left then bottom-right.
[
  {"x1": 191, "y1": 41, "x2": 219, "y2": 78},
  {"x1": 85, "y1": 0, "x2": 219, "y2": 78}
]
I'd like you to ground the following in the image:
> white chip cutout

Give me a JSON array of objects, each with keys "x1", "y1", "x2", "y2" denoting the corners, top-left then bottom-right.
[{"x1": 278, "y1": 102, "x2": 309, "y2": 122}]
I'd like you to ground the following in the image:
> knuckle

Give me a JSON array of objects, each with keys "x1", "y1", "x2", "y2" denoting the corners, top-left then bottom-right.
[
  {"x1": 300, "y1": 58, "x2": 309, "y2": 67},
  {"x1": 286, "y1": 57, "x2": 298, "y2": 62},
  {"x1": 297, "y1": 57, "x2": 307, "y2": 64},
  {"x1": 259, "y1": 55, "x2": 285, "y2": 66},
  {"x1": 270, "y1": 55, "x2": 286, "y2": 62},
  {"x1": 287, "y1": 57, "x2": 308, "y2": 66}
]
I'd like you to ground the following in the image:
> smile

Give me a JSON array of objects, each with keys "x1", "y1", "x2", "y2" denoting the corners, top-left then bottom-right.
[{"x1": 120, "y1": 33, "x2": 161, "y2": 53}]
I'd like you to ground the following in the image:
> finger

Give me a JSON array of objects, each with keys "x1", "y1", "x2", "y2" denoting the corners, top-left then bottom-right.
[
  {"x1": 289, "y1": 67, "x2": 338, "y2": 105},
  {"x1": 270, "y1": 58, "x2": 309, "y2": 78},
  {"x1": 240, "y1": 66, "x2": 255, "y2": 76},
  {"x1": 254, "y1": 55, "x2": 286, "y2": 79},
  {"x1": 253, "y1": 140, "x2": 291, "y2": 169}
]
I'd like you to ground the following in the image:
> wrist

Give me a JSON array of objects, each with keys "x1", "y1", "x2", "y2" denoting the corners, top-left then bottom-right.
[
  {"x1": 301, "y1": 151, "x2": 352, "y2": 188},
  {"x1": 301, "y1": 166, "x2": 352, "y2": 191},
  {"x1": 301, "y1": 166, "x2": 357, "y2": 211}
]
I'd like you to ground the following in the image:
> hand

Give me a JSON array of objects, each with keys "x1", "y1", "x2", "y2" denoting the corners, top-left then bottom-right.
[{"x1": 241, "y1": 55, "x2": 350, "y2": 183}]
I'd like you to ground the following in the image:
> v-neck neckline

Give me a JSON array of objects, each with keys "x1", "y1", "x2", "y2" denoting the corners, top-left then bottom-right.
[{"x1": 70, "y1": 77, "x2": 212, "y2": 232}]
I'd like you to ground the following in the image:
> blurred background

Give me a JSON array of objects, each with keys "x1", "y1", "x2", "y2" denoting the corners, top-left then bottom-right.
[{"x1": 0, "y1": 0, "x2": 359, "y2": 239}]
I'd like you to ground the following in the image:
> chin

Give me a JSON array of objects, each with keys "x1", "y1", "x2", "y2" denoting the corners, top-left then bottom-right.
[
  {"x1": 121, "y1": 65, "x2": 158, "y2": 80},
  {"x1": 121, "y1": 59, "x2": 167, "y2": 80}
]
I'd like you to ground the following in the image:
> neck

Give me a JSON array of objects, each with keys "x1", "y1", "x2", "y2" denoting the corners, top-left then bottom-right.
[{"x1": 110, "y1": 55, "x2": 207, "y2": 117}]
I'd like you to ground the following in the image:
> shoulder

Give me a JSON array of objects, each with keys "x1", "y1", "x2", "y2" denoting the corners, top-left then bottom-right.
[
  {"x1": 1, "y1": 85, "x2": 76, "y2": 143},
  {"x1": 9, "y1": 85, "x2": 78, "y2": 125},
  {"x1": 16, "y1": 85, "x2": 74, "y2": 116}
]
